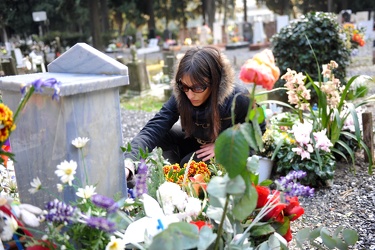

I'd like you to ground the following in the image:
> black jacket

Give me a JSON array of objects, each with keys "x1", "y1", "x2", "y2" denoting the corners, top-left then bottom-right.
[{"x1": 124, "y1": 83, "x2": 262, "y2": 161}]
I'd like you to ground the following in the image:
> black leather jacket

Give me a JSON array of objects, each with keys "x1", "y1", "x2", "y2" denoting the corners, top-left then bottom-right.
[{"x1": 124, "y1": 83, "x2": 265, "y2": 161}]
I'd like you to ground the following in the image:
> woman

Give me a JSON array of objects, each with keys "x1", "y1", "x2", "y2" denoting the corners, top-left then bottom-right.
[{"x1": 125, "y1": 46, "x2": 264, "y2": 179}]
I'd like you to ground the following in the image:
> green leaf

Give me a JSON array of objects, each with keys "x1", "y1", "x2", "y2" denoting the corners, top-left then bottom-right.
[
  {"x1": 250, "y1": 224, "x2": 275, "y2": 237},
  {"x1": 207, "y1": 176, "x2": 229, "y2": 198},
  {"x1": 320, "y1": 227, "x2": 336, "y2": 249},
  {"x1": 149, "y1": 222, "x2": 199, "y2": 250},
  {"x1": 226, "y1": 175, "x2": 246, "y2": 195},
  {"x1": 295, "y1": 228, "x2": 311, "y2": 245},
  {"x1": 246, "y1": 155, "x2": 259, "y2": 173},
  {"x1": 309, "y1": 226, "x2": 322, "y2": 241},
  {"x1": 215, "y1": 126, "x2": 249, "y2": 178},
  {"x1": 342, "y1": 228, "x2": 358, "y2": 245},
  {"x1": 239, "y1": 123, "x2": 257, "y2": 150},
  {"x1": 198, "y1": 226, "x2": 217, "y2": 250},
  {"x1": 274, "y1": 216, "x2": 290, "y2": 236},
  {"x1": 232, "y1": 184, "x2": 257, "y2": 221}
]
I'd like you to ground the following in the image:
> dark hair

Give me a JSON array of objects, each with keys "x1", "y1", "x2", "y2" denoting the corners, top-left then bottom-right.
[{"x1": 175, "y1": 46, "x2": 224, "y2": 141}]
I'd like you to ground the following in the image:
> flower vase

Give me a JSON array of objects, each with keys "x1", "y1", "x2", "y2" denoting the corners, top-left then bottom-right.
[{"x1": 258, "y1": 157, "x2": 274, "y2": 182}]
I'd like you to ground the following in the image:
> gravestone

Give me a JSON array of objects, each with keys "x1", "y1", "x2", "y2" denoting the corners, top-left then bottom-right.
[
  {"x1": 252, "y1": 19, "x2": 266, "y2": 44},
  {"x1": 122, "y1": 45, "x2": 151, "y2": 96},
  {"x1": 276, "y1": 15, "x2": 289, "y2": 33},
  {"x1": 213, "y1": 22, "x2": 223, "y2": 44},
  {"x1": 0, "y1": 43, "x2": 129, "y2": 207}
]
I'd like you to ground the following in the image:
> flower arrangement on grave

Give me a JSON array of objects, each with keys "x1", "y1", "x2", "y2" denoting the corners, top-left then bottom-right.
[
  {"x1": 342, "y1": 23, "x2": 366, "y2": 50},
  {"x1": 273, "y1": 57, "x2": 375, "y2": 185}
]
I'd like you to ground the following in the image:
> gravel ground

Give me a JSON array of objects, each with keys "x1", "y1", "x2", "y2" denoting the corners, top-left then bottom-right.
[{"x1": 121, "y1": 107, "x2": 375, "y2": 249}]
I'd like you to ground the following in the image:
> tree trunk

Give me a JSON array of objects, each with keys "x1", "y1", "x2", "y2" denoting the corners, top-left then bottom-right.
[
  {"x1": 147, "y1": 0, "x2": 156, "y2": 39},
  {"x1": 88, "y1": 0, "x2": 104, "y2": 50},
  {"x1": 244, "y1": 0, "x2": 247, "y2": 22},
  {"x1": 206, "y1": 0, "x2": 215, "y2": 30},
  {"x1": 100, "y1": 0, "x2": 110, "y2": 32}
]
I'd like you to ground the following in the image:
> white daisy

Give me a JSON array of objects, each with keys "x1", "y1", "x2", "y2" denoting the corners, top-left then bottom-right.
[
  {"x1": 55, "y1": 160, "x2": 77, "y2": 186},
  {"x1": 28, "y1": 177, "x2": 42, "y2": 194},
  {"x1": 105, "y1": 236, "x2": 126, "y2": 250},
  {"x1": 76, "y1": 185, "x2": 97, "y2": 199},
  {"x1": 71, "y1": 137, "x2": 90, "y2": 148}
]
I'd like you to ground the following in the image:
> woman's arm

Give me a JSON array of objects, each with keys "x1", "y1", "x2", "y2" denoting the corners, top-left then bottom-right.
[{"x1": 124, "y1": 96, "x2": 180, "y2": 177}]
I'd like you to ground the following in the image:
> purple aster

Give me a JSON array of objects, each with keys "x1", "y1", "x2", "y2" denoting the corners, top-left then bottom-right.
[
  {"x1": 134, "y1": 159, "x2": 148, "y2": 197},
  {"x1": 21, "y1": 78, "x2": 61, "y2": 100},
  {"x1": 44, "y1": 199, "x2": 77, "y2": 223},
  {"x1": 84, "y1": 216, "x2": 116, "y2": 233},
  {"x1": 91, "y1": 194, "x2": 119, "y2": 213},
  {"x1": 276, "y1": 170, "x2": 314, "y2": 197}
]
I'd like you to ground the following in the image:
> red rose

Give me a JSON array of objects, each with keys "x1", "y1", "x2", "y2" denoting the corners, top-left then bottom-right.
[
  {"x1": 190, "y1": 220, "x2": 213, "y2": 230},
  {"x1": 282, "y1": 227, "x2": 293, "y2": 242},
  {"x1": 255, "y1": 185, "x2": 270, "y2": 208},
  {"x1": 284, "y1": 196, "x2": 304, "y2": 221}
]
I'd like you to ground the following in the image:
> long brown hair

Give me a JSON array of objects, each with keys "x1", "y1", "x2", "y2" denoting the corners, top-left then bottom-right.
[{"x1": 174, "y1": 46, "x2": 225, "y2": 141}]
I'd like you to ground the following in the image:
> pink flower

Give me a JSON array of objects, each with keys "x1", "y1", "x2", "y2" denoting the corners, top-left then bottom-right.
[{"x1": 239, "y1": 49, "x2": 280, "y2": 90}]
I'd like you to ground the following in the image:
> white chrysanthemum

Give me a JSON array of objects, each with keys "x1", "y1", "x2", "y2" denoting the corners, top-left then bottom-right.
[
  {"x1": 28, "y1": 177, "x2": 42, "y2": 194},
  {"x1": 76, "y1": 185, "x2": 97, "y2": 199},
  {"x1": 71, "y1": 137, "x2": 90, "y2": 148},
  {"x1": 105, "y1": 236, "x2": 126, "y2": 250},
  {"x1": 184, "y1": 197, "x2": 202, "y2": 218},
  {"x1": 157, "y1": 182, "x2": 188, "y2": 215},
  {"x1": 55, "y1": 160, "x2": 77, "y2": 186}
]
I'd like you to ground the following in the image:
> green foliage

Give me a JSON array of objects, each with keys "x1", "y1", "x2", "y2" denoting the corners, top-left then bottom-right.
[
  {"x1": 120, "y1": 96, "x2": 165, "y2": 112},
  {"x1": 295, "y1": 226, "x2": 358, "y2": 249},
  {"x1": 271, "y1": 12, "x2": 351, "y2": 101}
]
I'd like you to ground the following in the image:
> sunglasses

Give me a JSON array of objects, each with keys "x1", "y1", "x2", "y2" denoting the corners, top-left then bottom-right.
[{"x1": 177, "y1": 79, "x2": 208, "y2": 93}]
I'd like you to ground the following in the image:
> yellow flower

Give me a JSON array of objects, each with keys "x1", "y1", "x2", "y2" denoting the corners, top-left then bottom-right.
[{"x1": 0, "y1": 103, "x2": 15, "y2": 142}]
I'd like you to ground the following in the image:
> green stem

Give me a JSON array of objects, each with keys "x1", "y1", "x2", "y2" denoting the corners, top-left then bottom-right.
[
  {"x1": 13, "y1": 86, "x2": 35, "y2": 125},
  {"x1": 80, "y1": 148, "x2": 89, "y2": 185},
  {"x1": 246, "y1": 84, "x2": 257, "y2": 122},
  {"x1": 214, "y1": 194, "x2": 230, "y2": 250}
]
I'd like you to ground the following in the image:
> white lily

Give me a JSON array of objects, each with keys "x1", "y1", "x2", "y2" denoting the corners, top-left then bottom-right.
[{"x1": 123, "y1": 193, "x2": 180, "y2": 245}]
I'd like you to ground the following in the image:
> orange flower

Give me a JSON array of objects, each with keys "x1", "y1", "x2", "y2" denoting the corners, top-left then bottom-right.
[
  {"x1": 189, "y1": 174, "x2": 207, "y2": 195},
  {"x1": 239, "y1": 49, "x2": 280, "y2": 90}
]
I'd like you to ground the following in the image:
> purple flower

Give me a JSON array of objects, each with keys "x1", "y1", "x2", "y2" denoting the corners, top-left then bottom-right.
[
  {"x1": 91, "y1": 194, "x2": 119, "y2": 213},
  {"x1": 84, "y1": 216, "x2": 116, "y2": 233},
  {"x1": 44, "y1": 199, "x2": 77, "y2": 223},
  {"x1": 276, "y1": 170, "x2": 314, "y2": 197},
  {"x1": 21, "y1": 78, "x2": 61, "y2": 100},
  {"x1": 134, "y1": 159, "x2": 148, "y2": 197}
]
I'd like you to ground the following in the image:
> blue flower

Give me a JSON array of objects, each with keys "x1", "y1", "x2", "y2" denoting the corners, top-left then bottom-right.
[{"x1": 21, "y1": 78, "x2": 61, "y2": 100}]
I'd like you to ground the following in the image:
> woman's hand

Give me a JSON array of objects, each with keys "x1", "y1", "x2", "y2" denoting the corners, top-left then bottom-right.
[{"x1": 196, "y1": 143, "x2": 215, "y2": 161}]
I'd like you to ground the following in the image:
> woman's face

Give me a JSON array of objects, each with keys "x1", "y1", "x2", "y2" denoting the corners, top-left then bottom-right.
[{"x1": 180, "y1": 75, "x2": 212, "y2": 107}]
